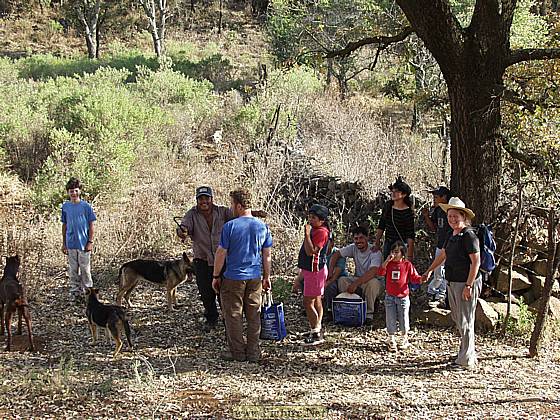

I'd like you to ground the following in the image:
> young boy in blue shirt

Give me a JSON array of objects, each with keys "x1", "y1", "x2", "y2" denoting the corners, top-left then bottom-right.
[{"x1": 61, "y1": 177, "x2": 97, "y2": 304}]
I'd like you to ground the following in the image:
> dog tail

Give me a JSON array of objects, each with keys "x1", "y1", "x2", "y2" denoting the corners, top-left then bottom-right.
[{"x1": 123, "y1": 318, "x2": 133, "y2": 349}]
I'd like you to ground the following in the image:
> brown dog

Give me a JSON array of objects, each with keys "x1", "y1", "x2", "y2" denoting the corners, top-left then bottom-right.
[
  {"x1": 116, "y1": 252, "x2": 194, "y2": 312},
  {"x1": 0, "y1": 255, "x2": 34, "y2": 351}
]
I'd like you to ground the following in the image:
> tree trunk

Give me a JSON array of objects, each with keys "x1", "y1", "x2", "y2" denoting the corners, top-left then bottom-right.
[
  {"x1": 139, "y1": 0, "x2": 167, "y2": 58},
  {"x1": 529, "y1": 209, "x2": 560, "y2": 357},
  {"x1": 447, "y1": 74, "x2": 503, "y2": 223},
  {"x1": 76, "y1": 0, "x2": 101, "y2": 59}
]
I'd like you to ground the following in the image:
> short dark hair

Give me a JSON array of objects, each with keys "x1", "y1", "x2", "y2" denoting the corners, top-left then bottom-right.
[
  {"x1": 352, "y1": 226, "x2": 369, "y2": 237},
  {"x1": 230, "y1": 188, "x2": 252, "y2": 209},
  {"x1": 66, "y1": 177, "x2": 81, "y2": 191},
  {"x1": 391, "y1": 240, "x2": 407, "y2": 255}
]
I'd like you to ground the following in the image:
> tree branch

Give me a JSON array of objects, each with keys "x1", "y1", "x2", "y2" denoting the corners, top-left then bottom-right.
[
  {"x1": 501, "y1": 137, "x2": 546, "y2": 171},
  {"x1": 508, "y1": 48, "x2": 560, "y2": 67},
  {"x1": 325, "y1": 27, "x2": 413, "y2": 59}
]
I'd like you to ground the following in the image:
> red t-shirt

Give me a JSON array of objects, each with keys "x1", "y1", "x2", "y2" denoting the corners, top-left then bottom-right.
[
  {"x1": 378, "y1": 260, "x2": 422, "y2": 298},
  {"x1": 310, "y1": 226, "x2": 329, "y2": 272}
]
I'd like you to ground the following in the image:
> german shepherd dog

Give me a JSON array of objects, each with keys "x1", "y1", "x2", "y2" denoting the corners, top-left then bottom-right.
[
  {"x1": 85, "y1": 288, "x2": 133, "y2": 358},
  {"x1": 0, "y1": 255, "x2": 34, "y2": 351},
  {"x1": 116, "y1": 252, "x2": 194, "y2": 312}
]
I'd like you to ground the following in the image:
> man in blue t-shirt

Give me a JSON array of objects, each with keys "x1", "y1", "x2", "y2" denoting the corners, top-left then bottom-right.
[
  {"x1": 61, "y1": 177, "x2": 97, "y2": 304},
  {"x1": 212, "y1": 189, "x2": 272, "y2": 362}
]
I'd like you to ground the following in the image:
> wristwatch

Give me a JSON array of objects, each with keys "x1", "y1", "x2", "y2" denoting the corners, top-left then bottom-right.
[{"x1": 465, "y1": 284, "x2": 473, "y2": 289}]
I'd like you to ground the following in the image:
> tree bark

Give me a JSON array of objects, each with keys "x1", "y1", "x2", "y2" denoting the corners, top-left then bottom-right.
[
  {"x1": 76, "y1": 0, "x2": 102, "y2": 59},
  {"x1": 139, "y1": 0, "x2": 168, "y2": 58},
  {"x1": 529, "y1": 209, "x2": 560, "y2": 357}
]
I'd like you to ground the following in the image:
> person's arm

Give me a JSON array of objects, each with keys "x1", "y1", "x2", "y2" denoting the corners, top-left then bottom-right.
[
  {"x1": 409, "y1": 263, "x2": 423, "y2": 284},
  {"x1": 347, "y1": 266, "x2": 378, "y2": 294},
  {"x1": 212, "y1": 246, "x2": 227, "y2": 293},
  {"x1": 462, "y1": 252, "x2": 481, "y2": 300},
  {"x1": 326, "y1": 265, "x2": 342, "y2": 286},
  {"x1": 85, "y1": 221, "x2": 94, "y2": 252},
  {"x1": 262, "y1": 247, "x2": 272, "y2": 291},
  {"x1": 374, "y1": 228, "x2": 384, "y2": 251},
  {"x1": 421, "y1": 249, "x2": 447, "y2": 283},
  {"x1": 422, "y1": 207, "x2": 436, "y2": 231},
  {"x1": 407, "y1": 238, "x2": 415, "y2": 261},
  {"x1": 62, "y1": 224, "x2": 67, "y2": 254},
  {"x1": 327, "y1": 251, "x2": 341, "y2": 282},
  {"x1": 303, "y1": 224, "x2": 320, "y2": 256}
]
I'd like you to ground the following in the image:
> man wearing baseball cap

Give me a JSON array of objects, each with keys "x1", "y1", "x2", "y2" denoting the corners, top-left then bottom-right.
[
  {"x1": 177, "y1": 186, "x2": 233, "y2": 331},
  {"x1": 421, "y1": 186, "x2": 453, "y2": 306}
]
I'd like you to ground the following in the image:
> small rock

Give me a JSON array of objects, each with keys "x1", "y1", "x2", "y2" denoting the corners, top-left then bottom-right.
[
  {"x1": 488, "y1": 302, "x2": 521, "y2": 322},
  {"x1": 475, "y1": 299, "x2": 499, "y2": 332}
]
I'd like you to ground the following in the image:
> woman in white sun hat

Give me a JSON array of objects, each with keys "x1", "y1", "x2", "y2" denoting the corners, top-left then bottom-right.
[{"x1": 421, "y1": 197, "x2": 481, "y2": 370}]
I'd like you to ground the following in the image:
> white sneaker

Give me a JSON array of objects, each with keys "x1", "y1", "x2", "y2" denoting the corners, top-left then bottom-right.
[
  {"x1": 399, "y1": 335, "x2": 411, "y2": 350},
  {"x1": 387, "y1": 335, "x2": 397, "y2": 352}
]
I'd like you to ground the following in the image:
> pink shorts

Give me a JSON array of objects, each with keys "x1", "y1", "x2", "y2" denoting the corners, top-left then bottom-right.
[{"x1": 302, "y1": 266, "x2": 328, "y2": 297}]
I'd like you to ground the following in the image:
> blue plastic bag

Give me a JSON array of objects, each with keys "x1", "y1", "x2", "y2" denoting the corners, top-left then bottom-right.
[
  {"x1": 332, "y1": 292, "x2": 367, "y2": 327},
  {"x1": 260, "y1": 292, "x2": 287, "y2": 341}
]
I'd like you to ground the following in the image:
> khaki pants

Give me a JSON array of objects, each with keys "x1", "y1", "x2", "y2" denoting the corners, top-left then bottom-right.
[
  {"x1": 67, "y1": 249, "x2": 93, "y2": 297},
  {"x1": 337, "y1": 276, "x2": 385, "y2": 317},
  {"x1": 448, "y1": 279, "x2": 481, "y2": 367},
  {"x1": 220, "y1": 278, "x2": 262, "y2": 360}
]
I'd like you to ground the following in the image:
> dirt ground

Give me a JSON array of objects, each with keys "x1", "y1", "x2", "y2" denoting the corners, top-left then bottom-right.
[{"x1": 1, "y1": 276, "x2": 559, "y2": 420}]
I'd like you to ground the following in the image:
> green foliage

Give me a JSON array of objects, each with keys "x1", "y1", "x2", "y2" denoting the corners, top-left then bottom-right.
[
  {"x1": 503, "y1": 298, "x2": 536, "y2": 338},
  {"x1": 511, "y1": 0, "x2": 549, "y2": 48},
  {"x1": 271, "y1": 276, "x2": 292, "y2": 303}
]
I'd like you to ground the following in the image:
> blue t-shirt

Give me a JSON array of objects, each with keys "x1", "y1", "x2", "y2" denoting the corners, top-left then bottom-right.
[
  {"x1": 219, "y1": 216, "x2": 273, "y2": 280},
  {"x1": 61, "y1": 200, "x2": 97, "y2": 250}
]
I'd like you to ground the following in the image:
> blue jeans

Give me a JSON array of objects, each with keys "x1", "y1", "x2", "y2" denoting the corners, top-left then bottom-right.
[{"x1": 385, "y1": 295, "x2": 410, "y2": 334}]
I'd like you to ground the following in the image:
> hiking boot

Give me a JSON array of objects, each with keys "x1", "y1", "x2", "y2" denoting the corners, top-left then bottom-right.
[
  {"x1": 221, "y1": 351, "x2": 246, "y2": 362},
  {"x1": 303, "y1": 332, "x2": 324, "y2": 346},
  {"x1": 387, "y1": 335, "x2": 397, "y2": 352}
]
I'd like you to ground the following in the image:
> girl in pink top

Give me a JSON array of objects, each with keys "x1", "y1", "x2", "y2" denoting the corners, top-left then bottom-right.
[{"x1": 378, "y1": 241, "x2": 423, "y2": 351}]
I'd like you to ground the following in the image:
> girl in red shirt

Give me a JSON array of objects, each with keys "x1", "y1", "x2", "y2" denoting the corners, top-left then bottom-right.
[{"x1": 378, "y1": 241, "x2": 423, "y2": 351}]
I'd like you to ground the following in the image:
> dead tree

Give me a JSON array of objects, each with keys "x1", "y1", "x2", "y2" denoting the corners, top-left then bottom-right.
[{"x1": 529, "y1": 207, "x2": 560, "y2": 357}]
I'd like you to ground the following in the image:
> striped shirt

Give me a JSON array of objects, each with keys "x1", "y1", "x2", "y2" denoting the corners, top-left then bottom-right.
[{"x1": 378, "y1": 203, "x2": 415, "y2": 245}]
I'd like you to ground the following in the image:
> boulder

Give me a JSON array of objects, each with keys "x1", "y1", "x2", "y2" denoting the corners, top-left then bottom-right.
[
  {"x1": 496, "y1": 267, "x2": 531, "y2": 293},
  {"x1": 529, "y1": 296, "x2": 560, "y2": 321},
  {"x1": 529, "y1": 274, "x2": 560, "y2": 300},
  {"x1": 419, "y1": 308, "x2": 454, "y2": 328},
  {"x1": 529, "y1": 259, "x2": 550, "y2": 277},
  {"x1": 475, "y1": 299, "x2": 499, "y2": 332},
  {"x1": 488, "y1": 302, "x2": 521, "y2": 322}
]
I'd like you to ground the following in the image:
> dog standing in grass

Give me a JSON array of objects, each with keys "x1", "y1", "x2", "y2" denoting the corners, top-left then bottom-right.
[
  {"x1": 0, "y1": 255, "x2": 35, "y2": 352},
  {"x1": 85, "y1": 288, "x2": 132, "y2": 358},
  {"x1": 116, "y1": 252, "x2": 194, "y2": 312}
]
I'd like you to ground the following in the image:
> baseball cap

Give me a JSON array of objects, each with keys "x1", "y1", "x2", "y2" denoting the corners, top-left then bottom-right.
[
  {"x1": 309, "y1": 204, "x2": 329, "y2": 220},
  {"x1": 195, "y1": 186, "x2": 213, "y2": 198},
  {"x1": 428, "y1": 186, "x2": 451, "y2": 197}
]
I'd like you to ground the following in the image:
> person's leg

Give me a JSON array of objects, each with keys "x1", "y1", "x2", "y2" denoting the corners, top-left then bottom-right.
[
  {"x1": 78, "y1": 250, "x2": 93, "y2": 293},
  {"x1": 428, "y1": 248, "x2": 445, "y2": 297},
  {"x1": 303, "y1": 296, "x2": 319, "y2": 331},
  {"x1": 397, "y1": 296, "x2": 411, "y2": 348},
  {"x1": 194, "y1": 259, "x2": 219, "y2": 323},
  {"x1": 313, "y1": 297, "x2": 323, "y2": 331},
  {"x1": 323, "y1": 280, "x2": 338, "y2": 313},
  {"x1": 455, "y1": 280, "x2": 481, "y2": 367},
  {"x1": 385, "y1": 295, "x2": 398, "y2": 350},
  {"x1": 244, "y1": 278, "x2": 263, "y2": 361},
  {"x1": 67, "y1": 249, "x2": 81, "y2": 299},
  {"x1": 220, "y1": 279, "x2": 246, "y2": 360},
  {"x1": 360, "y1": 278, "x2": 384, "y2": 318},
  {"x1": 336, "y1": 276, "x2": 355, "y2": 293}
]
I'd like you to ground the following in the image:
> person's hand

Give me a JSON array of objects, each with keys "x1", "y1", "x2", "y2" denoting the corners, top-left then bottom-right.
[
  {"x1": 346, "y1": 282, "x2": 358, "y2": 294},
  {"x1": 373, "y1": 241, "x2": 381, "y2": 252},
  {"x1": 304, "y1": 224, "x2": 312, "y2": 236},
  {"x1": 421, "y1": 272, "x2": 431, "y2": 283},
  {"x1": 85, "y1": 242, "x2": 93, "y2": 252},
  {"x1": 212, "y1": 278, "x2": 221, "y2": 294},
  {"x1": 62, "y1": 245, "x2": 68, "y2": 255},
  {"x1": 177, "y1": 228, "x2": 187, "y2": 241},
  {"x1": 262, "y1": 277, "x2": 271, "y2": 291},
  {"x1": 462, "y1": 285, "x2": 473, "y2": 301},
  {"x1": 385, "y1": 253, "x2": 395, "y2": 264},
  {"x1": 421, "y1": 207, "x2": 429, "y2": 217}
]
